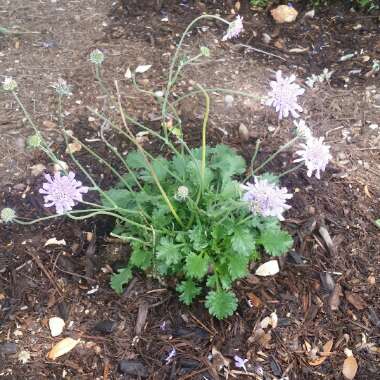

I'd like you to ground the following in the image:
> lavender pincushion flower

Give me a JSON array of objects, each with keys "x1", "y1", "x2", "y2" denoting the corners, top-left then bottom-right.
[
  {"x1": 241, "y1": 178, "x2": 292, "y2": 221},
  {"x1": 265, "y1": 70, "x2": 305, "y2": 120},
  {"x1": 39, "y1": 172, "x2": 88, "y2": 214},
  {"x1": 294, "y1": 137, "x2": 332, "y2": 179},
  {"x1": 234, "y1": 355, "x2": 248, "y2": 372},
  {"x1": 222, "y1": 15, "x2": 243, "y2": 41}
]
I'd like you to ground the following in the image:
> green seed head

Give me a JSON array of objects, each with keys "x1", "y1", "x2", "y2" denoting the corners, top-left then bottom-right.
[
  {"x1": 89, "y1": 49, "x2": 105, "y2": 65},
  {"x1": 1, "y1": 208, "x2": 16, "y2": 223},
  {"x1": 2, "y1": 77, "x2": 17, "y2": 91},
  {"x1": 26, "y1": 134, "x2": 42, "y2": 149}
]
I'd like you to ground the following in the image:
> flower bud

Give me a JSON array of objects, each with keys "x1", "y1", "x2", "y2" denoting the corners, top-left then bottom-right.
[
  {"x1": 89, "y1": 49, "x2": 105, "y2": 65},
  {"x1": 26, "y1": 134, "x2": 42, "y2": 149},
  {"x1": 2, "y1": 77, "x2": 17, "y2": 91}
]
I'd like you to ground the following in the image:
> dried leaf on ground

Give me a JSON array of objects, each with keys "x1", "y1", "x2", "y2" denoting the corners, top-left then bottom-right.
[
  {"x1": 47, "y1": 337, "x2": 80, "y2": 360},
  {"x1": 345, "y1": 291, "x2": 367, "y2": 310},
  {"x1": 247, "y1": 292, "x2": 263, "y2": 308},
  {"x1": 329, "y1": 283, "x2": 342, "y2": 311},
  {"x1": 308, "y1": 339, "x2": 334, "y2": 366},
  {"x1": 30, "y1": 164, "x2": 47, "y2": 177},
  {"x1": 342, "y1": 356, "x2": 358, "y2": 379},
  {"x1": 66, "y1": 141, "x2": 82, "y2": 154}
]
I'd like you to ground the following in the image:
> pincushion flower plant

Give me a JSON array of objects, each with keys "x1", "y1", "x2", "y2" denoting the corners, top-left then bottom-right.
[{"x1": 1, "y1": 15, "x2": 332, "y2": 319}]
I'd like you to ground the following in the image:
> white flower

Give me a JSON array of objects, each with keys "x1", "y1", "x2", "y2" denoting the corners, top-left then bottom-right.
[
  {"x1": 174, "y1": 186, "x2": 189, "y2": 201},
  {"x1": 222, "y1": 15, "x2": 243, "y2": 41},
  {"x1": 265, "y1": 70, "x2": 305, "y2": 120},
  {"x1": 2, "y1": 77, "x2": 17, "y2": 91},
  {"x1": 241, "y1": 178, "x2": 292, "y2": 221},
  {"x1": 294, "y1": 137, "x2": 332, "y2": 179},
  {"x1": 52, "y1": 78, "x2": 72, "y2": 96},
  {"x1": 294, "y1": 119, "x2": 312, "y2": 140},
  {"x1": 89, "y1": 49, "x2": 104, "y2": 65}
]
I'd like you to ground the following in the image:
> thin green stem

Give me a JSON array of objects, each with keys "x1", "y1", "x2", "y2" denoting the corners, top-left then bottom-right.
[
  {"x1": 115, "y1": 81, "x2": 184, "y2": 228},
  {"x1": 198, "y1": 84, "x2": 210, "y2": 193},
  {"x1": 278, "y1": 162, "x2": 304, "y2": 178},
  {"x1": 252, "y1": 136, "x2": 299, "y2": 176},
  {"x1": 14, "y1": 207, "x2": 117, "y2": 224}
]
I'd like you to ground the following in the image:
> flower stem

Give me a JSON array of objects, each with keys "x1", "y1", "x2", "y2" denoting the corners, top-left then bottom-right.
[
  {"x1": 278, "y1": 162, "x2": 304, "y2": 178},
  {"x1": 252, "y1": 136, "x2": 299, "y2": 176}
]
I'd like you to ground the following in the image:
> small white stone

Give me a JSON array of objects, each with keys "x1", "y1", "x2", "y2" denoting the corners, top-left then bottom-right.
[{"x1": 49, "y1": 317, "x2": 65, "y2": 337}]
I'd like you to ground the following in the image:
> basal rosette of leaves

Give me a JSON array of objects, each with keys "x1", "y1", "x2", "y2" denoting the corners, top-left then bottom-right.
[{"x1": 104, "y1": 145, "x2": 292, "y2": 319}]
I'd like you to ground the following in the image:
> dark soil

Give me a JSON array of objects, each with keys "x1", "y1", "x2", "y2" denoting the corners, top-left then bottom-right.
[{"x1": 1, "y1": 1, "x2": 379, "y2": 379}]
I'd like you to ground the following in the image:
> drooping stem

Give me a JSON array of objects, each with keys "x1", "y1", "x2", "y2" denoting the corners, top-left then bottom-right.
[{"x1": 161, "y1": 14, "x2": 229, "y2": 132}]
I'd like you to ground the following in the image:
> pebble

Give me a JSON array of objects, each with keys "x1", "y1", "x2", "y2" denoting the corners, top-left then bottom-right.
[{"x1": 118, "y1": 360, "x2": 148, "y2": 377}]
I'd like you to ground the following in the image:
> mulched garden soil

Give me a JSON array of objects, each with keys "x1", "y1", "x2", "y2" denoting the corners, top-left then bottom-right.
[{"x1": 1, "y1": 1, "x2": 379, "y2": 379}]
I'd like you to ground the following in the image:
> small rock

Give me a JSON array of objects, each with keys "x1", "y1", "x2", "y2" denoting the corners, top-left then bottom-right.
[
  {"x1": 94, "y1": 320, "x2": 116, "y2": 334},
  {"x1": 271, "y1": 5, "x2": 298, "y2": 24},
  {"x1": 49, "y1": 316, "x2": 65, "y2": 337},
  {"x1": 262, "y1": 33, "x2": 272, "y2": 44},
  {"x1": 0, "y1": 342, "x2": 17, "y2": 355},
  {"x1": 239, "y1": 123, "x2": 250, "y2": 141},
  {"x1": 118, "y1": 360, "x2": 148, "y2": 377}
]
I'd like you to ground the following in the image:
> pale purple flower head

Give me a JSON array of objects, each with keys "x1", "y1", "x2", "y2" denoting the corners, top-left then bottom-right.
[
  {"x1": 294, "y1": 137, "x2": 332, "y2": 179},
  {"x1": 234, "y1": 355, "x2": 248, "y2": 372},
  {"x1": 165, "y1": 348, "x2": 176, "y2": 365},
  {"x1": 241, "y1": 177, "x2": 292, "y2": 221},
  {"x1": 222, "y1": 16, "x2": 243, "y2": 41},
  {"x1": 265, "y1": 70, "x2": 305, "y2": 120},
  {"x1": 39, "y1": 171, "x2": 88, "y2": 214}
]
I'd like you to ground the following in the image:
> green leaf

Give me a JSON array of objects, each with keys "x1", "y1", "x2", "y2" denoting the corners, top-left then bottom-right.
[
  {"x1": 156, "y1": 237, "x2": 182, "y2": 266},
  {"x1": 210, "y1": 144, "x2": 246, "y2": 181},
  {"x1": 205, "y1": 290, "x2": 238, "y2": 320},
  {"x1": 228, "y1": 254, "x2": 249, "y2": 280},
  {"x1": 177, "y1": 279, "x2": 202, "y2": 305},
  {"x1": 110, "y1": 267, "x2": 133, "y2": 294},
  {"x1": 130, "y1": 247, "x2": 151, "y2": 269},
  {"x1": 375, "y1": 219, "x2": 380, "y2": 228},
  {"x1": 231, "y1": 227, "x2": 256, "y2": 256},
  {"x1": 172, "y1": 155, "x2": 187, "y2": 177},
  {"x1": 219, "y1": 180, "x2": 240, "y2": 200},
  {"x1": 189, "y1": 225, "x2": 208, "y2": 251},
  {"x1": 259, "y1": 172, "x2": 279, "y2": 185},
  {"x1": 101, "y1": 189, "x2": 133, "y2": 209},
  {"x1": 150, "y1": 156, "x2": 169, "y2": 182},
  {"x1": 185, "y1": 252, "x2": 209, "y2": 280},
  {"x1": 206, "y1": 274, "x2": 218, "y2": 288},
  {"x1": 259, "y1": 228, "x2": 293, "y2": 256},
  {"x1": 126, "y1": 151, "x2": 146, "y2": 169}
]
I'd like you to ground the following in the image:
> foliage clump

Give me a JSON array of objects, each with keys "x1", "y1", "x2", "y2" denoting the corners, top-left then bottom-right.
[{"x1": 106, "y1": 146, "x2": 292, "y2": 319}]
